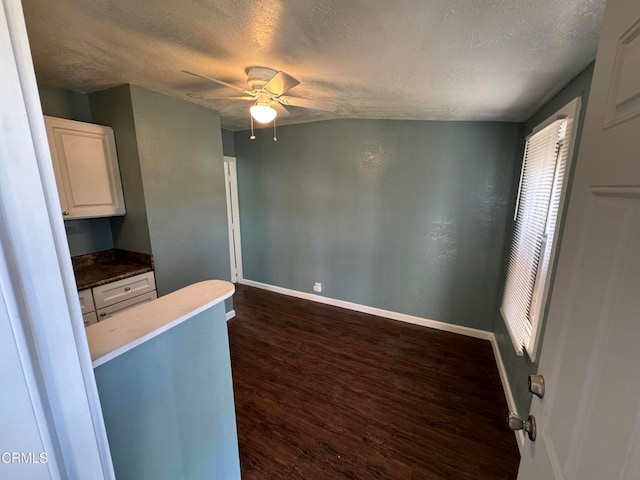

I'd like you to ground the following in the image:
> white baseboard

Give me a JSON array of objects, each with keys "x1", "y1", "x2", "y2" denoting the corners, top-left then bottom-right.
[
  {"x1": 238, "y1": 278, "x2": 492, "y2": 340},
  {"x1": 490, "y1": 334, "x2": 526, "y2": 452},
  {"x1": 238, "y1": 277, "x2": 523, "y2": 450},
  {"x1": 225, "y1": 310, "x2": 236, "y2": 321}
]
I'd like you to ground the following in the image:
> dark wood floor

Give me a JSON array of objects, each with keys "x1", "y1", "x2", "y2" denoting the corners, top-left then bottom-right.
[{"x1": 228, "y1": 285, "x2": 519, "y2": 479}]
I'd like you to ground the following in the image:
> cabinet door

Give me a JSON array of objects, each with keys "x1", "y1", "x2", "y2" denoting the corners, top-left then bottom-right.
[
  {"x1": 83, "y1": 311, "x2": 98, "y2": 327},
  {"x1": 78, "y1": 288, "x2": 95, "y2": 315},
  {"x1": 44, "y1": 116, "x2": 125, "y2": 219}
]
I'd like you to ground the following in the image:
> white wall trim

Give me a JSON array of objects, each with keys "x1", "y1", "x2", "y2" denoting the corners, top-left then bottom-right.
[
  {"x1": 490, "y1": 334, "x2": 526, "y2": 452},
  {"x1": 226, "y1": 309, "x2": 236, "y2": 321},
  {"x1": 239, "y1": 277, "x2": 524, "y2": 450},
  {"x1": 239, "y1": 278, "x2": 493, "y2": 341}
]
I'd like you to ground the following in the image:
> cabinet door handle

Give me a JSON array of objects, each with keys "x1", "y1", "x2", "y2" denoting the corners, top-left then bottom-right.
[
  {"x1": 124, "y1": 287, "x2": 131, "y2": 292},
  {"x1": 63, "y1": 211, "x2": 70, "y2": 216},
  {"x1": 99, "y1": 312, "x2": 107, "y2": 317}
]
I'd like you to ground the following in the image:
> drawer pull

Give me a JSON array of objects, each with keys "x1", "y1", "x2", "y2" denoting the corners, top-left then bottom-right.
[
  {"x1": 124, "y1": 287, "x2": 131, "y2": 291},
  {"x1": 100, "y1": 312, "x2": 107, "y2": 317}
]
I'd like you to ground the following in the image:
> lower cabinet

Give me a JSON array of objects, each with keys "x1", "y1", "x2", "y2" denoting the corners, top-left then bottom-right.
[
  {"x1": 96, "y1": 290, "x2": 157, "y2": 321},
  {"x1": 83, "y1": 311, "x2": 98, "y2": 327},
  {"x1": 81, "y1": 272, "x2": 156, "y2": 327}
]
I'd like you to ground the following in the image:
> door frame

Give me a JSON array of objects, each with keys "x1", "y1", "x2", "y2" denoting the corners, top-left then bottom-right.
[
  {"x1": 223, "y1": 156, "x2": 243, "y2": 283},
  {"x1": 1, "y1": 0, "x2": 114, "y2": 477}
]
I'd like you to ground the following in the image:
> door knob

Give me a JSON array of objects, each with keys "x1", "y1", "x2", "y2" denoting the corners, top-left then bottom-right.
[
  {"x1": 528, "y1": 374, "x2": 545, "y2": 398},
  {"x1": 508, "y1": 414, "x2": 537, "y2": 441}
]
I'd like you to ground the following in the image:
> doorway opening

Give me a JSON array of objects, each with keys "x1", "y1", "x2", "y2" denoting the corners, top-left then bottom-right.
[{"x1": 224, "y1": 156, "x2": 243, "y2": 283}]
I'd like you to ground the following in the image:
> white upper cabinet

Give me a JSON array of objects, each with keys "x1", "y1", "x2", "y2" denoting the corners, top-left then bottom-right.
[{"x1": 44, "y1": 116, "x2": 126, "y2": 219}]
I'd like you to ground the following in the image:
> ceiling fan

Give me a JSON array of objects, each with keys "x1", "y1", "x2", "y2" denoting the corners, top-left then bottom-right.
[{"x1": 183, "y1": 67, "x2": 337, "y2": 139}]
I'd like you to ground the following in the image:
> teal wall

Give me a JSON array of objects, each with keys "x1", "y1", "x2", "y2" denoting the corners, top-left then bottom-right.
[
  {"x1": 128, "y1": 86, "x2": 231, "y2": 296},
  {"x1": 235, "y1": 119, "x2": 521, "y2": 331},
  {"x1": 494, "y1": 62, "x2": 595, "y2": 416},
  {"x1": 94, "y1": 303, "x2": 240, "y2": 480},
  {"x1": 38, "y1": 84, "x2": 92, "y2": 123},
  {"x1": 92, "y1": 85, "x2": 232, "y2": 310},
  {"x1": 90, "y1": 85, "x2": 153, "y2": 255},
  {"x1": 38, "y1": 85, "x2": 115, "y2": 256},
  {"x1": 222, "y1": 129, "x2": 235, "y2": 156},
  {"x1": 63, "y1": 219, "x2": 114, "y2": 256}
]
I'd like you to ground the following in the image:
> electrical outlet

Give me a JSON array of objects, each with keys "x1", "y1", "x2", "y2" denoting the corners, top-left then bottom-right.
[{"x1": 313, "y1": 282, "x2": 322, "y2": 293}]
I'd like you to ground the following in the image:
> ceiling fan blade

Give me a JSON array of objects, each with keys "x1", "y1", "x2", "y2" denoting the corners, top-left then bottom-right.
[
  {"x1": 272, "y1": 102, "x2": 292, "y2": 117},
  {"x1": 264, "y1": 71, "x2": 300, "y2": 96},
  {"x1": 182, "y1": 70, "x2": 253, "y2": 95},
  {"x1": 278, "y1": 96, "x2": 338, "y2": 112},
  {"x1": 187, "y1": 92, "x2": 255, "y2": 101}
]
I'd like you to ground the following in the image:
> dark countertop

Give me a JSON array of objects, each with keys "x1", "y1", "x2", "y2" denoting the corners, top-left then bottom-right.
[{"x1": 72, "y1": 249, "x2": 154, "y2": 291}]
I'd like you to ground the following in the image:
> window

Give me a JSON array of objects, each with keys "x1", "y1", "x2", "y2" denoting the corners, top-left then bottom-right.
[{"x1": 501, "y1": 98, "x2": 581, "y2": 360}]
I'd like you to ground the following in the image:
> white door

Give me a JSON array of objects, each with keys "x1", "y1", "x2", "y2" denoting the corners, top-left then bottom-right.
[
  {"x1": 0, "y1": 288, "x2": 59, "y2": 479},
  {"x1": 224, "y1": 156, "x2": 243, "y2": 282},
  {"x1": 2, "y1": 0, "x2": 113, "y2": 477},
  {"x1": 518, "y1": 0, "x2": 640, "y2": 478}
]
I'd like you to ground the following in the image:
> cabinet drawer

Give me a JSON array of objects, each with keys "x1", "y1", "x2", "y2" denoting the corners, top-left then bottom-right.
[
  {"x1": 92, "y1": 271, "x2": 155, "y2": 309},
  {"x1": 83, "y1": 311, "x2": 98, "y2": 327},
  {"x1": 78, "y1": 289, "x2": 95, "y2": 314},
  {"x1": 96, "y1": 290, "x2": 157, "y2": 321}
]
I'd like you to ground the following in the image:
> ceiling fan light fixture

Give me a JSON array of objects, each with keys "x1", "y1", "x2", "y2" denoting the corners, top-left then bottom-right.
[{"x1": 250, "y1": 104, "x2": 277, "y2": 124}]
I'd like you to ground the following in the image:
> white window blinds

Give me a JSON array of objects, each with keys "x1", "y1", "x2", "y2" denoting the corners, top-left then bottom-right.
[{"x1": 501, "y1": 119, "x2": 569, "y2": 357}]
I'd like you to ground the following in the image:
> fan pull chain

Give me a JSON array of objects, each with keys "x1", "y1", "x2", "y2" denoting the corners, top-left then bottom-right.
[
  {"x1": 273, "y1": 118, "x2": 277, "y2": 142},
  {"x1": 250, "y1": 115, "x2": 256, "y2": 140}
]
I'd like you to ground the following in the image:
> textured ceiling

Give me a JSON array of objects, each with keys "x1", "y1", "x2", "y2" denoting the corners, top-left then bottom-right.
[{"x1": 23, "y1": 0, "x2": 605, "y2": 130}]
